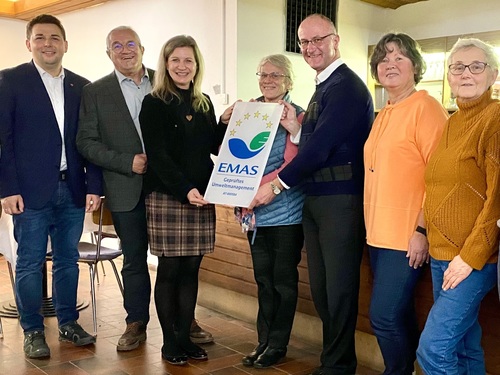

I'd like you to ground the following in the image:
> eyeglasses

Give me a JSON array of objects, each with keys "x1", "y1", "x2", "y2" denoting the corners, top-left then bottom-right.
[
  {"x1": 110, "y1": 41, "x2": 138, "y2": 53},
  {"x1": 448, "y1": 62, "x2": 489, "y2": 75},
  {"x1": 297, "y1": 33, "x2": 335, "y2": 49},
  {"x1": 256, "y1": 72, "x2": 289, "y2": 80}
]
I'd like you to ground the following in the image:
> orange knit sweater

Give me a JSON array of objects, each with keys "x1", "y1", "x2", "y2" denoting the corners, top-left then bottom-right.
[{"x1": 424, "y1": 89, "x2": 500, "y2": 269}]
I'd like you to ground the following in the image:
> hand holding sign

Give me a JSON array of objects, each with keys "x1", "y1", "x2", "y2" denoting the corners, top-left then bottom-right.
[{"x1": 204, "y1": 101, "x2": 284, "y2": 207}]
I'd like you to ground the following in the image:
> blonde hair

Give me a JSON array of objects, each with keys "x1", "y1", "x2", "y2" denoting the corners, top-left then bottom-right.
[{"x1": 152, "y1": 35, "x2": 209, "y2": 113}]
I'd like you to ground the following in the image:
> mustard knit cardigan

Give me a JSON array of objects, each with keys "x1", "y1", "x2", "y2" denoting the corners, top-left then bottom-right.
[{"x1": 424, "y1": 89, "x2": 500, "y2": 270}]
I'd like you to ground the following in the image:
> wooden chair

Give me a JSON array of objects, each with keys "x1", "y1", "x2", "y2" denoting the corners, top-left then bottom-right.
[{"x1": 90, "y1": 204, "x2": 120, "y2": 283}]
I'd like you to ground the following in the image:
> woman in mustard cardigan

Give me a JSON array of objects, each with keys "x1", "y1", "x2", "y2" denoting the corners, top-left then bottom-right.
[{"x1": 417, "y1": 38, "x2": 500, "y2": 374}]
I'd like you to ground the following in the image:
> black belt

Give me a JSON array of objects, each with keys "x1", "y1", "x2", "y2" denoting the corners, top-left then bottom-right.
[
  {"x1": 59, "y1": 170, "x2": 68, "y2": 181},
  {"x1": 311, "y1": 165, "x2": 353, "y2": 183}
]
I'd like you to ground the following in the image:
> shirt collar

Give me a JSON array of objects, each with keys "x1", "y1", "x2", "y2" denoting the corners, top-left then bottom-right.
[
  {"x1": 114, "y1": 65, "x2": 149, "y2": 83},
  {"x1": 33, "y1": 60, "x2": 65, "y2": 79},
  {"x1": 315, "y1": 58, "x2": 344, "y2": 85}
]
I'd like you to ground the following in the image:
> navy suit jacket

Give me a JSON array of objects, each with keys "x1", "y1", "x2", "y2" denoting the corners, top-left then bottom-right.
[{"x1": 0, "y1": 61, "x2": 102, "y2": 210}]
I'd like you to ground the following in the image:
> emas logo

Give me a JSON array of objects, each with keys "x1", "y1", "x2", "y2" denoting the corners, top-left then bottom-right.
[
  {"x1": 228, "y1": 131, "x2": 270, "y2": 159},
  {"x1": 227, "y1": 109, "x2": 274, "y2": 160}
]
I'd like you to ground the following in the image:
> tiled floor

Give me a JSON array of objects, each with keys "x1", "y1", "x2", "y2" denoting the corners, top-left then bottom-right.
[{"x1": 0, "y1": 254, "x2": 378, "y2": 375}]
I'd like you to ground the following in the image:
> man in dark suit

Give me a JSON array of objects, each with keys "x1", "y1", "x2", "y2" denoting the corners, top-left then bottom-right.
[
  {"x1": 0, "y1": 14, "x2": 102, "y2": 359},
  {"x1": 249, "y1": 14, "x2": 374, "y2": 375}
]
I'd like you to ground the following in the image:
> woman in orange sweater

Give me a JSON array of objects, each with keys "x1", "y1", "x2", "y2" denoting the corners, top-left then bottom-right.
[
  {"x1": 417, "y1": 38, "x2": 500, "y2": 374},
  {"x1": 364, "y1": 33, "x2": 448, "y2": 375}
]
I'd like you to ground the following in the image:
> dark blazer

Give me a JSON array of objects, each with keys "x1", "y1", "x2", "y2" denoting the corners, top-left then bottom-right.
[
  {"x1": 77, "y1": 69, "x2": 154, "y2": 212},
  {"x1": 0, "y1": 61, "x2": 102, "y2": 210}
]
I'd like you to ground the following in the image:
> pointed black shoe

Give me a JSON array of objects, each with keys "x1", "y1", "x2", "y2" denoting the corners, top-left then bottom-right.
[
  {"x1": 253, "y1": 346, "x2": 287, "y2": 368},
  {"x1": 182, "y1": 344, "x2": 208, "y2": 360},
  {"x1": 161, "y1": 345, "x2": 188, "y2": 365},
  {"x1": 242, "y1": 342, "x2": 267, "y2": 366}
]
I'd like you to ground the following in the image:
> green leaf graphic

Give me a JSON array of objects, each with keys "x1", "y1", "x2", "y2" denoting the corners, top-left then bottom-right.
[{"x1": 249, "y1": 131, "x2": 270, "y2": 151}]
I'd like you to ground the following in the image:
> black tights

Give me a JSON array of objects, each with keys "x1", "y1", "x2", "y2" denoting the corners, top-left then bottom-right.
[{"x1": 155, "y1": 255, "x2": 203, "y2": 354}]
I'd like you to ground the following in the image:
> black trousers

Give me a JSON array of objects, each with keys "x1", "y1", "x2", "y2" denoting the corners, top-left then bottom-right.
[
  {"x1": 302, "y1": 195, "x2": 365, "y2": 375},
  {"x1": 247, "y1": 224, "x2": 304, "y2": 348},
  {"x1": 111, "y1": 197, "x2": 151, "y2": 325}
]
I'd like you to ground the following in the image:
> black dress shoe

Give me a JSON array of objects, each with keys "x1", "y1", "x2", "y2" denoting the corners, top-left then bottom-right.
[
  {"x1": 161, "y1": 351, "x2": 188, "y2": 365},
  {"x1": 184, "y1": 345, "x2": 208, "y2": 360},
  {"x1": 253, "y1": 346, "x2": 287, "y2": 368},
  {"x1": 310, "y1": 368, "x2": 325, "y2": 375},
  {"x1": 242, "y1": 342, "x2": 267, "y2": 366}
]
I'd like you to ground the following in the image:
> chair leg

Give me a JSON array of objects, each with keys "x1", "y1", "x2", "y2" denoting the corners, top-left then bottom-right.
[
  {"x1": 100, "y1": 261, "x2": 107, "y2": 276},
  {"x1": 88, "y1": 264, "x2": 97, "y2": 336},
  {"x1": 7, "y1": 261, "x2": 16, "y2": 300},
  {"x1": 95, "y1": 262, "x2": 100, "y2": 285},
  {"x1": 108, "y1": 260, "x2": 124, "y2": 296}
]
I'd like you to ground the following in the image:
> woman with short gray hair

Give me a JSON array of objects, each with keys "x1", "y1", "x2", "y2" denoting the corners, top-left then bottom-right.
[{"x1": 417, "y1": 38, "x2": 500, "y2": 374}]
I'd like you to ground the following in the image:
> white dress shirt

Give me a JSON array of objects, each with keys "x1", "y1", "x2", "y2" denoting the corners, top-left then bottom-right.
[{"x1": 34, "y1": 62, "x2": 67, "y2": 171}]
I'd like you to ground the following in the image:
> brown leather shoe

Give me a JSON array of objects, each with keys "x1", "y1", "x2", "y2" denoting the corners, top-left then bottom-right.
[
  {"x1": 117, "y1": 322, "x2": 147, "y2": 351},
  {"x1": 190, "y1": 319, "x2": 213, "y2": 344}
]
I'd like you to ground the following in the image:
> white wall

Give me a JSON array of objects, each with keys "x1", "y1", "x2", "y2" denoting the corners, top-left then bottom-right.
[
  {"x1": 0, "y1": 0, "x2": 229, "y2": 116},
  {"x1": 1, "y1": 18, "x2": 29, "y2": 66},
  {"x1": 235, "y1": 0, "x2": 316, "y2": 110}
]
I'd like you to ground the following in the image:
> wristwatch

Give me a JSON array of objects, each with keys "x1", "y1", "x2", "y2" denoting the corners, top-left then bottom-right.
[
  {"x1": 415, "y1": 225, "x2": 427, "y2": 236},
  {"x1": 270, "y1": 182, "x2": 282, "y2": 195}
]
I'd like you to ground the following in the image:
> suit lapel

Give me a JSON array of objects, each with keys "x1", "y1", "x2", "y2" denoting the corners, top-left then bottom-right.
[
  {"x1": 63, "y1": 69, "x2": 79, "y2": 142},
  {"x1": 27, "y1": 62, "x2": 63, "y2": 138},
  {"x1": 106, "y1": 72, "x2": 132, "y2": 119}
]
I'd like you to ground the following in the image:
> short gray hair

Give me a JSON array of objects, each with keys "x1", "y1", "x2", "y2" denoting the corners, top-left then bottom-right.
[
  {"x1": 448, "y1": 38, "x2": 499, "y2": 71},
  {"x1": 257, "y1": 54, "x2": 294, "y2": 90},
  {"x1": 106, "y1": 26, "x2": 142, "y2": 50}
]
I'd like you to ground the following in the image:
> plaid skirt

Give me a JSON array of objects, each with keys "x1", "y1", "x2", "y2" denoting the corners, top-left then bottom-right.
[{"x1": 145, "y1": 191, "x2": 216, "y2": 257}]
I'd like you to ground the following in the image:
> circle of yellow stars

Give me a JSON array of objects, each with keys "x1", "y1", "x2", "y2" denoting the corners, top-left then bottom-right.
[{"x1": 229, "y1": 110, "x2": 274, "y2": 136}]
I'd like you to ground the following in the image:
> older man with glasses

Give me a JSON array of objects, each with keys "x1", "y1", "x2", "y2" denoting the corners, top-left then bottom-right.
[{"x1": 249, "y1": 13, "x2": 374, "y2": 375}]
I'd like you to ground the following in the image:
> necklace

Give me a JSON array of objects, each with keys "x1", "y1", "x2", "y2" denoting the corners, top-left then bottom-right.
[{"x1": 179, "y1": 88, "x2": 194, "y2": 122}]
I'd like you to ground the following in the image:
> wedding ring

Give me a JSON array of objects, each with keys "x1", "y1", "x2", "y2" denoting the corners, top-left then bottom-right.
[{"x1": 90, "y1": 200, "x2": 94, "y2": 204}]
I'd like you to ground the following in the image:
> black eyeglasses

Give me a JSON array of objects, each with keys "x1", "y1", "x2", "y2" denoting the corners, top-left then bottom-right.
[
  {"x1": 256, "y1": 72, "x2": 289, "y2": 80},
  {"x1": 297, "y1": 33, "x2": 335, "y2": 49},
  {"x1": 110, "y1": 41, "x2": 139, "y2": 53},
  {"x1": 448, "y1": 62, "x2": 489, "y2": 75}
]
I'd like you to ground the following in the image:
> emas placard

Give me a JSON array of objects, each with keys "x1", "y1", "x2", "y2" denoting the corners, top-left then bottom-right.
[{"x1": 204, "y1": 101, "x2": 283, "y2": 207}]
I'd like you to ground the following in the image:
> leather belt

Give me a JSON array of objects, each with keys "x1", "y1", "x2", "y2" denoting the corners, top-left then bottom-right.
[{"x1": 59, "y1": 170, "x2": 68, "y2": 181}]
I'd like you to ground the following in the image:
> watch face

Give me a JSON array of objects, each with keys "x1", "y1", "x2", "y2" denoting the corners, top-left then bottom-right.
[{"x1": 271, "y1": 183, "x2": 281, "y2": 195}]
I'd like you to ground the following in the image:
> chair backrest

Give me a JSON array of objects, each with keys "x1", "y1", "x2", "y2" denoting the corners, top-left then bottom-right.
[
  {"x1": 92, "y1": 202, "x2": 113, "y2": 226},
  {"x1": 77, "y1": 197, "x2": 121, "y2": 265},
  {"x1": 93, "y1": 198, "x2": 108, "y2": 263}
]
